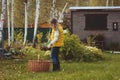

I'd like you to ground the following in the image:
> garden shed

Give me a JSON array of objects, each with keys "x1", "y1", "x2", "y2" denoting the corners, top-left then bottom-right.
[{"x1": 69, "y1": 6, "x2": 120, "y2": 49}]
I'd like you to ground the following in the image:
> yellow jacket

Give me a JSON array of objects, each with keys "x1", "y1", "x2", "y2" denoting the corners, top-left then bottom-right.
[{"x1": 50, "y1": 24, "x2": 64, "y2": 47}]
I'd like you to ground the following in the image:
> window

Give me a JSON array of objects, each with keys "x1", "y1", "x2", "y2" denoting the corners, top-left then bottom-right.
[
  {"x1": 112, "y1": 22, "x2": 118, "y2": 31},
  {"x1": 85, "y1": 14, "x2": 108, "y2": 30}
]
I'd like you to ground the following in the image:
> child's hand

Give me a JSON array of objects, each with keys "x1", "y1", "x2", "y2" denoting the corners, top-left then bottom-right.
[{"x1": 47, "y1": 43, "x2": 51, "y2": 49}]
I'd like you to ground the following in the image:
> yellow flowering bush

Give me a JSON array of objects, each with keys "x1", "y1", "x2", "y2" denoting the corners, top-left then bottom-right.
[
  {"x1": 85, "y1": 46, "x2": 102, "y2": 55},
  {"x1": 36, "y1": 32, "x2": 43, "y2": 44},
  {"x1": 14, "y1": 29, "x2": 24, "y2": 44},
  {"x1": 83, "y1": 46, "x2": 103, "y2": 62}
]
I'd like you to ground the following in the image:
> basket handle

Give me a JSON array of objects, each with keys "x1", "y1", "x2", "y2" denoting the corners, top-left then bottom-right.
[{"x1": 38, "y1": 54, "x2": 40, "y2": 60}]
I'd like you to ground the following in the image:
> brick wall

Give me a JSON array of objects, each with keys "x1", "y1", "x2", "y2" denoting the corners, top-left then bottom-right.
[{"x1": 72, "y1": 11, "x2": 120, "y2": 48}]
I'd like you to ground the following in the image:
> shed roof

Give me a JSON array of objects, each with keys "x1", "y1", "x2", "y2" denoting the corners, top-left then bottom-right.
[{"x1": 69, "y1": 6, "x2": 120, "y2": 11}]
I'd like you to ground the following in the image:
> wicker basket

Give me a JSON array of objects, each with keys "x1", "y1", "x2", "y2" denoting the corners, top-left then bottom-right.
[{"x1": 28, "y1": 60, "x2": 50, "y2": 72}]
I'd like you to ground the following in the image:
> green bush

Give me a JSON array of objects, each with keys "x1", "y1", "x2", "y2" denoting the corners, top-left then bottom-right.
[
  {"x1": 21, "y1": 46, "x2": 50, "y2": 60},
  {"x1": 10, "y1": 48, "x2": 23, "y2": 56},
  {"x1": 60, "y1": 33, "x2": 83, "y2": 61},
  {"x1": 60, "y1": 33, "x2": 104, "y2": 62}
]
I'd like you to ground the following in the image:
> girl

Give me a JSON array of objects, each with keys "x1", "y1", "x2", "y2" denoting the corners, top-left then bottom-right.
[{"x1": 47, "y1": 18, "x2": 64, "y2": 71}]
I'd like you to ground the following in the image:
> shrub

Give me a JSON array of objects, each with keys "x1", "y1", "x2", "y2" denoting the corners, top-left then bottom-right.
[
  {"x1": 60, "y1": 33, "x2": 83, "y2": 61},
  {"x1": 86, "y1": 34, "x2": 105, "y2": 49},
  {"x1": 87, "y1": 34, "x2": 96, "y2": 46},
  {"x1": 10, "y1": 48, "x2": 23, "y2": 56},
  {"x1": 83, "y1": 46, "x2": 103, "y2": 62},
  {"x1": 21, "y1": 46, "x2": 50, "y2": 60},
  {"x1": 14, "y1": 29, "x2": 24, "y2": 44},
  {"x1": 36, "y1": 32, "x2": 43, "y2": 44},
  {"x1": 94, "y1": 34, "x2": 105, "y2": 41},
  {"x1": 60, "y1": 33, "x2": 104, "y2": 62},
  {"x1": 11, "y1": 29, "x2": 24, "y2": 49}
]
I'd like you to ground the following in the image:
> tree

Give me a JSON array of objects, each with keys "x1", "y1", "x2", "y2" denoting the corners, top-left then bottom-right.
[
  {"x1": 106, "y1": 0, "x2": 109, "y2": 6},
  {"x1": 7, "y1": 0, "x2": 11, "y2": 46},
  {"x1": 52, "y1": 0, "x2": 56, "y2": 19},
  {"x1": 114, "y1": 0, "x2": 120, "y2": 6},
  {"x1": 58, "y1": 2, "x2": 68, "y2": 23},
  {"x1": 33, "y1": 0, "x2": 40, "y2": 46},
  {"x1": 14, "y1": 0, "x2": 24, "y2": 27},
  {"x1": 11, "y1": 0, "x2": 14, "y2": 43},
  {"x1": 1, "y1": 0, "x2": 120, "y2": 28},
  {"x1": 88, "y1": 0, "x2": 98, "y2": 6},
  {"x1": 76, "y1": 0, "x2": 79, "y2": 6},
  {"x1": 1, "y1": 0, "x2": 7, "y2": 30},
  {"x1": 23, "y1": 0, "x2": 28, "y2": 46}
]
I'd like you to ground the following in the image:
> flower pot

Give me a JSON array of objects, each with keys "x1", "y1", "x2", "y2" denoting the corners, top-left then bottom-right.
[{"x1": 28, "y1": 60, "x2": 50, "y2": 72}]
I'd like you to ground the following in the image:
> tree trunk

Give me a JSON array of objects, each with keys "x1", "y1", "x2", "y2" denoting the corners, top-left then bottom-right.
[
  {"x1": 7, "y1": 0, "x2": 11, "y2": 46},
  {"x1": 33, "y1": 0, "x2": 40, "y2": 46},
  {"x1": 58, "y1": 2, "x2": 68, "y2": 23},
  {"x1": 23, "y1": 2, "x2": 28, "y2": 46},
  {"x1": 106, "y1": 0, "x2": 109, "y2": 6},
  {"x1": 51, "y1": 0, "x2": 56, "y2": 19},
  {"x1": 76, "y1": 0, "x2": 79, "y2": 6},
  {"x1": 0, "y1": 0, "x2": 6, "y2": 48},
  {"x1": 11, "y1": 0, "x2": 14, "y2": 43},
  {"x1": 111, "y1": 0, "x2": 114, "y2": 6},
  {"x1": 1, "y1": 0, "x2": 7, "y2": 30}
]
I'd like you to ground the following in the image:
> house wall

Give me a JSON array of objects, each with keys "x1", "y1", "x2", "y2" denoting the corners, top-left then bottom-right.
[{"x1": 72, "y1": 11, "x2": 120, "y2": 48}]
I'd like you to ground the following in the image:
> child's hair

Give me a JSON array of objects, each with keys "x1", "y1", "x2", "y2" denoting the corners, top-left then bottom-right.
[{"x1": 50, "y1": 18, "x2": 57, "y2": 25}]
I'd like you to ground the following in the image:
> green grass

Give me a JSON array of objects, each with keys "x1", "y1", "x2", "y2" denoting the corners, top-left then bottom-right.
[{"x1": 0, "y1": 53, "x2": 120, "y2": 80}]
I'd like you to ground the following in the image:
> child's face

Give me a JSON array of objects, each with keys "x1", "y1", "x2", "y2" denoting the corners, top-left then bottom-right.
[{"x1": 50, "y1": 23, "x2": 55, "y2": 28}]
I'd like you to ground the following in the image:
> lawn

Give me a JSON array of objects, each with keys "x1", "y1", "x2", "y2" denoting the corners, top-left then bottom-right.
[{"x1": 0, "y1": 52, "x2": 120, "y2": 80}]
